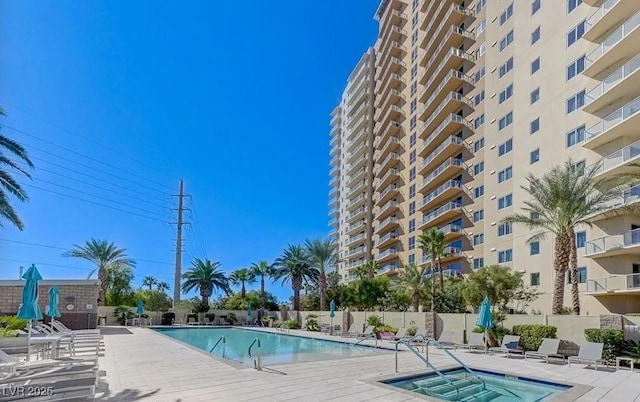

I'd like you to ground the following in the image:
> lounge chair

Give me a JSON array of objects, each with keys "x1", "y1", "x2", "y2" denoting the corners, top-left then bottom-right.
[
  {"x1": 393, "y1": 328, "x2": 408, "y2": 341},
  {"x1": 435, "y1": 330, "x2": 455, "y2": 347},
  {"x1": 454, "y1": 333, "x2": 485, "y2": 352},
  {"x1": 49, "y1": 321, "x2": 100, "y2": 335},
  {"x1": 489, "y1": 335, "x2": 524, "y2": 358},
  {"x1": 568, "y1": 342, "x2": 605, "y2": 370},
  {"x1": 187, "y1": 317, "x2": 199, "y2": 326},
  {"x1": 332, "y1": 325, "x2": 341, "y2": 335},
  {"x1": 357, "y1": 325, "x2": 375, "y2": 339},
  {"x1": 341, "y1": 324, "x2": 357, "y2": 337},
  {"x1": 525, "y1": 339, "x2": 564, "y2": 363},
  {"x1": 203, "y1": 317, "x2": 213, "y2": 326}
]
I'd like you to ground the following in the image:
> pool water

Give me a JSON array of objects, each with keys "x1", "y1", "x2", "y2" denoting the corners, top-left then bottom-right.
[
  {"x1": 155, "y1": 327, "x2": 383, "y2": 366},
  {"x1": 386, "y1": 368, "x2": 570, "y2": 401}
]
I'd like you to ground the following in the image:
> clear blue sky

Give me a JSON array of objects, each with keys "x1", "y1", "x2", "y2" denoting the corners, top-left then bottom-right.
[{"x1": 0, "y1": 1, "x2": 381, "y2": 302}]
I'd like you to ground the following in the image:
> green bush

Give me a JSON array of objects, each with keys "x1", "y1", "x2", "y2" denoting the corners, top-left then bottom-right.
[
  {"x1": 186, "y1": 313, "x2": 198, "y2": 323},
  {"x1": 0, "y1": 328, "x2": 17, "y2": 337},
  {"x1": 304, "y1": 314, "x2": 318, "y2": 331},
  {"x1": 406, "y1": 320, "x2": 417, "y2": 337},
  {"x1": 226, "y1": 312, "x2": 237, "y2": 325},
  {"x1": 113, "y1": 306, "x2": 134, "y2": 325},
  {"x1": 286, "y1": 319, "x2": 300, "y2": 329},
  {"x1": 366, "y1": 315, "x2": 384, "y2": 328},
  {"x1": 512, "y1": 325, "x2": 557, "y2": 351},
  {"x1": 375, "y1": 324, "x2": 398, "y2": 334},
  {"x1": 161, "y1": 312, "x2": 175, "y2": 325},
  {"x1": 205, "y1": 313, "x2": 216, "y2": 322},
  {"x1": 0, "y1": 316, "x2": 28, "y2": 330},
  {"x1": 584, "y1": 328, "x2": 624, "y2": 362}
]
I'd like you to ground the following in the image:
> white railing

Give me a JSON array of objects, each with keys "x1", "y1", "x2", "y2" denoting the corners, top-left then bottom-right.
[
  {"x1": 421, "y1": 70, "x2": 475, "y2": 102},
  {"x1": 421, "y1": 180, "x2": 462, "y2": 207},
  {"x1": 378, "y1": 152, "x2": 400, "y2": 170},
  {"x1": 376, "y1": 216, "x2": 399, "y2": 231},
  {"x1": 420, "y1": 47, "x2": 476, "y2": 85},
  {"x1": 348, "y1": 142, "x2": 368, "y2": 161},
  {"x1": 347, "y1": 180, "x2": 366, "y2": 197},
  {"x1": 421, "y1": 136, "x2": 463, "y2": 170},
  {"x1": 377, "y1": 262, "x2": 397, "y2": 275},
  {"x1": 347, "y1": 220, "x2": 366, "y2": 233},
  {"x1": 347, "y1": 232, "x2": 366, "y2": 245},
  {"x1": 346, "y1": 259, "x2": 366, "y2": 269},
  {"x1": 376, "y1": 231, "x2": 397, "y2": 246},
  {"x1": 347, "y1": 193, "x2": 366, "y2": 208},
  {"x1": 348, "y1": 154, "x2": 367, "y2": 171},
  {"x1": 349, "y1": 126, "x2": 368, "y2": 142},
  {"x1": 586, "y1": 10, "x2": 640, "y2": 67},
  {"x1": 601, "y1": 184, "x2": 640, "y2": 211},
  {"x1": 423, "y1": 93, "x2": 474, "y2": 131},
  {"x1": 420, "y1": 115, "x2": 472, "y2": 154},
  {"x1": 587, "y1": 273, "x2": 640, "y2": 293},
  {"x1": 586, "y1": 55, "x2": 640, "y2": 104},
  {"x1": 346, "y1": 167, "x2": 366, "y2": 185},
  {"x1": 376, "y1": 200, "x2": 399, "y2": 218},
  {"x1": 377, "y1": 183, "x2": 398, "y2": 201},
  {"x1": 422, "y1": 202, "x2": 462, "y2": 226},
  {"x1": 347, "y1": 245, "x2": 365, "y2": 256},
  {"x1": 377, "y1": 247, "x2": 397, "y2": 259},
  {"x1": 585, "y1": 228, "x2": 640, "y2": 255},
  {"x1": 586, "y1": 96, "x2": 640, "y2": 141},
  {"x1": 421, "y1": 158, "x2": 464, "y2": 189},
  {"x1": 376, "y1": 168, "x2": 399, "y2": 188},
  {"x1": 439, "y1": 223, "x2": 462, "y2": 235},
  {"x1": 586, "y1": 0, "x2": 621, "y2": 32},
  {"x1": 593, "y1": 139, "x2": 640, "y2": 175}
]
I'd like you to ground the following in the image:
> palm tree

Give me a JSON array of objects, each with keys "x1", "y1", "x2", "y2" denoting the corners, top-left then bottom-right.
[
  {"x1": 229, "y1": 268, "x2": 255, "y2": 299},
  {"x1": 305, "y1": 237, "x2": 337, "y2": 311},
  {"x1": 181, "y1": 258, "x2": 229, "y2": 305},
  {"x1": 156, "y1": 281, "x2": 170, "y2": 293},
  {"x1": 142, "y1": 275, "x2": 157, "y2": 290},
  {"x1": 0, "y1": 107, "x2": 34, "y2": 231},
  {"x1": 418, "y1": 228, "x2": 449, "y2": 308},
  {"x1": 355, "y1": 260, "x2": 379, "y2": 281},
  {"x1": 250, "y1": 261, "x2": 274, "y2": 309},
  {"x1": 502, "y1": 160, "x2": 620, "y2": 314},
  {"x1": 397, "y1": 264, "x2": 428, "y2": 312},
  {"x1": 64, "y1": 239, "x2": 136, "y2": 306},
  {"x1": 274, "y1": 244, "x2": 319, "y2": 311}
]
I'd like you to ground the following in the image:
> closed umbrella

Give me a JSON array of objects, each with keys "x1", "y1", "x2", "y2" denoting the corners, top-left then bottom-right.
[
  {"x1": 476, "y1": 296, "x2": 494, "y2": 353},
  {"x1": 247, "y1": 305, "x2": 252, "y2": 325},
  {"x1": 17, "y1": 264, "x2": 43, "y2": 340},
  {"x1": 47, "y1": 287, "x2": 61, "y2": 325},
  {"x1": 329, "y1": 299, "x2": 336, "y2": 335}
]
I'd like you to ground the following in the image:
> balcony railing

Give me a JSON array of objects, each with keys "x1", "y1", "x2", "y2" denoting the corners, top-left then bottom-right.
[
  {"x1": 421, "y1": 158, "x2": 464, "y2": 189},
  {"x1": 585, "y1": 228, "x2": 640, "y2": 255},
  {"x1": 376, "y1": 200, "x2": 399, "y2": 218},
  {"x1": 346, "y1": 206, "x2": 366, "y2": 221},
  {"x1": 593, "y1": 139, "x2": 640, "y2": 175},
  {"x1": 347, "y1": 245, "x2": 366, "y2": 257},
  {"x1": 586, "y1": 10, "x2": 640, "y2": 67},
  {"x1": 376, "y1": 231, "x2": 397, "y2": 246},
  {"x1": 420, "y1": 114, "x2": 472, "y2": 152},
  {"x1": 586, "y1": 0, "x2": 622, "y2": 33},
  {"x1": 377, "y1": 183, "x2": 398, "y2": 201},
  {"x1": 376, "y1": 168, "x2": 399, "y2": 188},
  {"x1": 421, "y1": 70, "x2": 475, "y2": 101},
  {"x1": 346, "y1": 167, "x2": 366, "y2": 185},
  {"x1": 347, "y1": 232, "x2": 366, "y2": 245},
  {"x1": 424, "y1": 26, "x2": 476, "y2": 72},
  {"x1": 377, "y1": 247, "x2": 397, "y2": 259},
  {"x1": 422, "y1": 202, "x2": 462, "y2": 226},
  {"x1": 599, "y1": 184, "x2": 640, "y2": 212},
  {"x1": 348, "y1": 220, "x2": 366, "y2": 233},
  {"x1": 347, "y1": 180, "x2": 366, "y2": 197},
  {"x1": 346, "y1": 259, "x2": 366, "y2": 269},
  {"x1": 439, "y1": 223, "x2": 462, "y2": 235},
  {"x1": 347, "y1": 193, "x2": 366, "y2": 208},
  {"x1": 420, "y1": 180, "x2": 462, "y2": 207},
  {"x1": 586, "y1": 96, "x2": 640, "y2": 142},
  {"x1": 421, "y1": 247, "x2": 462, "y2": 264},
  {"x1": 586, "y1": 273, "x2": 640, "y2": 293},
  {"x1": 423, "y1": 93, "x2": 474, "y2": 129},
  {"x1": 420, "y1": 48, "x2": 475, "y2": 84},
  {"x1": 348, "y1": 154, "x2": 367, "y2": 170},
  {"x1": 376, "y1": 152, "x2": 400, "y2": 172},
  {"x1": 420, "y1": 136, "x2": 463, "y2": 169},
  {"x1": 586, "y1": 54, "x2": 640, "y2": 106},
  {"x1": 376, "y1": 216, "x2": 399, "y2": 231},
  {"x1": 377, "y1": 262, "x2": 397, "y2": 275},
  {"x1": 348, "y1": 141, "x2": 368, "y2": 158}
]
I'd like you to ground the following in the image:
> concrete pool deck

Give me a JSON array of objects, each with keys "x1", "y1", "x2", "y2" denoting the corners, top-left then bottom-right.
[{"x1": 96, "y1": 326, "x2": 639, "y2": 401}]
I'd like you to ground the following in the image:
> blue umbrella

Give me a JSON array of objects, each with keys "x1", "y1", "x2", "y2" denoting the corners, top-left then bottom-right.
[
  {"x1": 17, "y1": 264, "x2": 43, "y2": 339},
  {"x1": 47, "y1": 287, "x2": 61, "y2": 321},
  {"x1": 136, "y1": 299, "x2": 145, "y2": 316},
  {"x1": 476, "y1": 296, "x2": 494, "y2": 352}
]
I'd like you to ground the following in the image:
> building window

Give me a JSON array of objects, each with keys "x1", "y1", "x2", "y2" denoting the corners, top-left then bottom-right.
[
  {"x1": 499, "y1": 57, "x2": 514, "y2": 78},
  {"x1": 498, "y1": 166, "x2": 513, "y2": 183},
  {"x1": 475, "y1": 66, "x2": 486, "y2": 82},
  {"x1": 571, "y1": 160, "x2": 586, "y2": 176},
  {"x1": 410, "y1": 99, "x2": 417, "y2": 113},
  {"x1": 409, "y1": 167, "x2": 416, "y2": 181},
  {"x1": 408, "y1": 254, "x2": 415, "y2": 264},
  {"x1": 567, "y1": 0, "x2": 582, "y2": 14},
  {"x1": 567, "y1": 55, "x2": 586, "y2": 80},
  {"x1": 498, "y1": 194, "x2": 513, "y2": 210},
  {"x1": 576, "y1": 231, "x2": 586, "y2": 248},
  {"x1": 530, "y1": 87, "x2": 540, "y2": 104},
  {"x1": 498, "y1": 249, "x2": 513, "y2": 263},
  {"x1": 474, "y1": 90, "x2": 485, "y2": 106},
  {"x1": 498, "y1": 112, "x2": 513, "y2": 130},
  {"x1": 530, "y1": 273, "x2": 540, "y2": 286},
  {"x1": 566, "y1": 90, "x2": 585, "y2": 114},
  {"x1": 410, "y1": 149, "x2": 417, "y2": 164},
  {"x1": 476, "y1": 19, "x2": 487, "y2": 35},
  {"x1": 498, "y1": 222, "x2": 512, "y2": 236},
  {"x1": 532, "y1": 0, "x2": 541, "y2": 14},
  {"x1": 531, "y1": 27, "x2": 541, "y2": 44},
  {"x1": 473, "y1": 258, "x2": 484, "y2": 269},
  {"x1": 409, "y1": 201, "x2": 415, "y2": 215},
  {"x1": 474, "y1": 185, "x2": 485, "y2": 199},
  {"x1": 476, "y1": 0, "x2": 486, "y2": 13},
  {"x1": 530, "y1": 211, "x2": 540, "y2": 220},
  {"x1": 566, "y1": 125, "x2": 586, "y2": 147},
  {"x1": 566, "y1": 267, "x2": 588, "y2": 284},
  {"x1": 476, "y1": 42, "x2": 487, "y2": 58},
  {"x1": 412, "y1": 30, "x2": 418, "y2": 44},
  {"x1": 473, "y1": 233, "x2": 484, "y2": 246},
  {"x1": 530, "y1": 241, "x2": 540, "y2": 255},
  {"x1": 474, "y1": 114, "x2": 485, "y2": 129},
  {"x1": 411, "y1": 81, "x2": 417, "y2": 95},
  {"x1": 410, "y1": 115, "x2": 417, "y2": 130},
  {"x1": 409, "y1": 219, "x2": 415, "y2": 232},
  {"x1": 409, "y1": 184, "x2": 416, "y2": 198},
  {"x1": 473, "y1": 161, "x2": 485, "y2": 175},
  {"x1": 499, "y1": 84, "x2": 514, "y2": 104},
  {"x1": 530, "y1": 118, "x2": 540, "y2": 134},
  {"x1": 530, "y1": 148, "x2": 540, "y2": 164},
  {"x1": 410, "y1": 133, "x2": 416, "y2": 147},
  {"x1": 473, "y1": 209, "x2": 484, "y2": 222},
  {"x1": 499, "y1": 3, "x2": 514, "y2": 26},
  {"x1": 498, "y1": 139, "x2": 513, "y2": 156},
  {"x1": 567, "y1": 21, "x2": 586, "y2": 47},
  {"x1": 531, "y1": 57, "x2": 540, "y2": 74},
  {"x1": 474, "y1": 137, "x2": 485, "y2": 152},
  {"x1": 499, "y1": 30, "x2": 514, "y2": 52},
  {"x1": 408, "y1": 236, "x2": 415, "y2": 250}
]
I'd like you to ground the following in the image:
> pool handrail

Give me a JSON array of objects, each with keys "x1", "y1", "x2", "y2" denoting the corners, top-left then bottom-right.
[
  {"x1": 209, "y1": 335, "x2": 226, "y2": 358},
  {"x1": 424, "y1": 336, "x2": 486, "y2": 392},
  {"x1": 248, "y1": 338, "x2": 262, "y2": 371},
  {"x1": 355, "y1": 333, "x2": 378, "y2": 348}
]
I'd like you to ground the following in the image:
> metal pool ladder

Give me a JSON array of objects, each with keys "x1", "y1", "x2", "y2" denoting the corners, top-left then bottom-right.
[
  {"x1": 248, "y1": 338, "x2": 262, "y2": 371},
  {"x1": 209, "y1": 336, "x2": 226, "y2": 358}
]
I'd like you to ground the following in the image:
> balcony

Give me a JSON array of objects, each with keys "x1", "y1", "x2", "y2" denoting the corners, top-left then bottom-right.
[
  {"x1": 439, "y1": 223, "x2": 464, "y2": 241},
  {"x1": 376, "y1": 168, "x2": 400, "y2": 193},
  {"x1": 347, "y1": 180, "x2": 367, "y2": 197},
  {"x1": 346, "y1": 193, "x2": 366, "y2": 211},
  {"x1": 376, "y1": 200, "x2": 399, "y2": 221},
  {"x1": 584, "y1": 54, "x2": 640, "y2": 115},
  {"x1": 329, "y1": 165, "x2": 339, "y2": 176},
  {"x1": 346, "y1": 232, "x2": 366, "y2": 247},
  {"x1": 349, "y1": 126, "x2": 368, "y2": 143},
  {"x1": 420, "y1": 93, "x2": 474, "y2": 136},
  {"x1": 377, "y1": 105, "x2": 403, "y2": 132},
  {"x1": 421, "y1": 25, "x2": 476, "y2": 74},
  {"x1": 330, "y1": 130, "x2": 340, "y2": 144},
  {"x1": 346, "y1": 258, "x2": 366, "y2": 270},
  {"x1": 590, "y1": 184, "x2": 640, "y2": 221},
  {"x1": 346, "y1": 167, "x2": 367, "y2": 185},
  {"x1": 375, "y1": 88, "x2": 403, "y2": 110},
  {"x1": 377, "y1": 56, "x2": 406, "y2": 84},
  {"x1": 420, "y1": 158, "x2": 466, "y2": 194},
  {"x1": 586, "y1": 274, "x2": 640, "y2": 295},
  {"x1": 378, "y1": 119, "x2": 402, "y2": 140},
  {"x1": 584, "y1": 0, "x2": 640, "y2": 42},
  {"x1": 377, "y1": 247, "x2": 398, "y2": 263},
  {"x1": 329, "y1": 197, "x2": 339, "y2": 207},
  {"x1": 585, "y1": 228, "x2": 640, "y2": 258},
  {"x1": 376, "y1": 216, "x2": 399, "y2": 233},
  {"x1": 377, "y1": 262, "x2": 398, "y2": 275},
  {"x1": 421, "y1": 246, "x2": 464, "y2": 265},
  {"x1": 346, "y1": 220, "x2": 366, "y2": 236},
  {"x1": 419, "y1": 202, "x2": 463, "y2": 231},
  {"x1": 329, "y1": 206, "x2": 339, "y2": 217},
  {"x1": 592, "y1": 139, "x2": 640, "y2": 180},
  {"x1": 418, "y1": 135, "x2": 464, "y2": 176},
  {"x1": 584, "y1": 10, "x2": 640, "y2": 77},
  {"x1": 347, "y1": 153, "x2": 368, "y2": 175},
  {"x1": 376, "y1": 152, "x2": 400, "y2": 175},
  {"x1": 420, "y1": 69, "x2": 475, "y2": 104},
  {"x1": 584, "y1": 95, "x2": 640, "y2": 149},
  {"x1": 376, "y1": 183, "x2": 399, "y2": 205},
  {"x1": 330, "y1": 143, "x2": 340, "y2": 157},
  {"x1": 420, "y1": 2, "x2": 476, "y2": 43},
  {"x1": 346, "y1": 245, "x2": 366, "y2": 259},
  {"x1": 418, "y1": 48, "x2": 475, "y2": 86},
  {"x1": 419, "y1": 180, "x2": 463, "y2": 211},
  {"x1": 376, "y1": 230, "x2": 398, "y2": 248},
  {"x1": 329, "y1": 185, "x2": 339, "y2": 199},
  {"x1": 375, "y1": 136, "x2": 400, "y2": 164},
  {"x1": 346, "y1": 206, "x2": 366, "y2": 224},
  {"x1": 418, "y1": 114, "x2": 473, "y2": 154},
  {"x1": 347, "y1": 141, "x2": 369, "y2": 164},
  {"x1": 378, "y1": 73, "x2": 405, "y2": 101}
]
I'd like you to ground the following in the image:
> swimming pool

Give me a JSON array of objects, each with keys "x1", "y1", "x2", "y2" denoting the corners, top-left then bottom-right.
[
  {"x1": 384, "y1": 368, "x2": 570, "y2": 401},
  {"x1": 155, "y1": 327, "x2": 384, "y2": 366}
]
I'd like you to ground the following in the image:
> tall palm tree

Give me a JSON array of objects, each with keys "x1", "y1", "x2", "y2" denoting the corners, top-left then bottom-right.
[
  {"x1": 0, "y1": 107, "x2": 34, "y2": 231},
  {"x1": 181, "y1": 258, "x2": 229, "y2": 305},
  {"x1": 156, "y1": 281, "x2": 170, "y2": 293},
  {"x1": 418, "y1": 228, "x2": 449, "y2": 309},
  {"x1": 142, "y1": 275, "x2": 157, "y2": 290},
  {"x1": 250, "y1": 261, "x2": 274, "y2": 309},
  {"x1": 355, "y1": 260, "x2": 379, "y2": 281},
  {"x1": 397, "y1": 263, "x2": 428, "y2": 312},
  {"x1": 274, "y1": 244, "x2": 319, "y2": 311},
  {"x1": 229, "y1": 268, "x2": 255, "y2": 299},
  {"x1": 64, "y1": 239, "x2": 136, "y2": 306},
  {"x1": 502, "y1": 160, "x2": 620, "y2": 314},
  {"x1": 305, "y1": 237, "x2": 337, "y2": 311}
]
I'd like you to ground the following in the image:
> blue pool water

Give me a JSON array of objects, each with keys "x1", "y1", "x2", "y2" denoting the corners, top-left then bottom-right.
[
  {"x1": 155, "y1": 327, "x2": 383, "y2": 366},
  {"x1": 386, "y1": 368, "x2": 570, "y2": 401}
]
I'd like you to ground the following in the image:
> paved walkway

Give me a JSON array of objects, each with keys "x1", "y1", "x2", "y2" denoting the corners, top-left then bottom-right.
[{"x1": 96, "y1": 327, "x2": 639, "y2": 401}]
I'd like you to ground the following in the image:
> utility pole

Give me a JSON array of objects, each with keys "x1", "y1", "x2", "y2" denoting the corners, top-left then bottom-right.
[{"x1": 173, "y1": 180, "x2": 185, "y2": 309}]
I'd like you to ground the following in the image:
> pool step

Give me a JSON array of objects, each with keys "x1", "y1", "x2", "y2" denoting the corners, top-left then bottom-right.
[
  {"x1": 459, "y1": 389, "x2": 502, "y2": 401},
  {"x1": 439, "y1": 381, "x2": 484, "y2": 400}
]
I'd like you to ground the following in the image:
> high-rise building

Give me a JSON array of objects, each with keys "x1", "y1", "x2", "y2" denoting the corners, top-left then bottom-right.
[{"x1": 329, "y1": 0, "x2": 640, "y2": 315}]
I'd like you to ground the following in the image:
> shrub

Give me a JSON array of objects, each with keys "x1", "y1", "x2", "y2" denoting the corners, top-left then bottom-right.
[
  {"x1": 286, "y1": 319, "x2": 300, "y2": 329},
  {"x1": 0, "y1": 328, "x2": 17, "y2": 338},
  {"x1": 0, "y1": 316, "x2": 28, "y2": 330},
  {"x1": 161, "y1": 312, "x2": 175, "y2": 325},
  {"x1": 113, "y1": 306, "x2": 134, "y2": 325},
  {"x1": 584, "y1": 328, "x2": 624, "y2": 362},
  {"x1": 375, "y1": 324, "x2": 398, "y2": 334},
  {"x1": 473, "y1": 325, "x2": 511, "y2": 347},
  {"x1": 305, "y1": 314, "x2": 318, "y2": 331},
  {"x1": 407, "y1": 320, "x2": 418, "y2": 337},
  {"x1": 512, "y1": 325, "x2": 557, "y2": 351},
  {"x1": 366, "y1": 315, "x2": 384, "y2": 328},
  {"x1": 186, "y1": 313, "x2": 198, "y2": 323},
  {"x1": 205, "y1": 313, "x2": 216, "y2": 322}
]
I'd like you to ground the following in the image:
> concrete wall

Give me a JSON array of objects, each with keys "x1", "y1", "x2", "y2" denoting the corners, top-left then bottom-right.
[
  {"x1": 97, "y1": 307, "x2": 281, "y2": 326},
  {"x1": 0, "y1": 280, "x2": 99, "y2": 330}
]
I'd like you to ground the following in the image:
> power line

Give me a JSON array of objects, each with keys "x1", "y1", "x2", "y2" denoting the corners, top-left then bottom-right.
[{"x1": 188, "y1": 198, "x2": 209, "y2": 256}]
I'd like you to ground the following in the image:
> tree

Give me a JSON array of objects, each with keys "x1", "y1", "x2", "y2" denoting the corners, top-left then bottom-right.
[
  {"x1": 339, "y1": 276, "x2": 390, "y2": 310},
  {"x1": 223, "y1": 290, "x2": 279, "y2": 311},
  {"x1": 305, "y1": 237, "x2": 337, "y2": 311},
  {"x1": 274, "y1": 244, "x2": 318, "y2": 311},
  {"x1": 250, "y1": 261, "x2": 274, "y2": 309},
  {"x1": 156, "y1": 281, "x2": 170, "y2": 293},
  {"x1": 461, "y1": 265, "x2": 539, "y2": 313},
  {"x1": 502, "y1": 160, "x2": 620, "y2": 314},
  {"x1": 396, "y1": 264, "x2": 429, "y2": 312},
  {"x1": 354, "y1": 260, "x2": 378, "y2": 281},
  {"x1": 142, "y1": 276, "x2": 157, "y2": 290},
  {"x1": 0, "y1": 107, "x2": 34, "y2": 231},
  {"x1": 64, "y1": 239, "x2": 136, "y2": 306},
  {"x1": 105, "y1": 264, "x2": 135, "y2": 306},
  {"x1": 433, "y1": 278, "x2": 468, "y2": 313},
  {"x1": 418, "y1": 228, "x2": 449, "y2": 309},
  {"x1": 181, "y1": 258, "x2": 230, "y2": 305},
  {"x1": 229, "y1": 268, "x2": 255, "y2": 299},
  {"x1": 144, "y1": 290, "x2": 172, "y2": 313}
]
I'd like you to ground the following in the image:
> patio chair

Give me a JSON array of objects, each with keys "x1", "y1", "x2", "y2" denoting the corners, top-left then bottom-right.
[
  {"x1": 332, "y1": 325, "x2": 341, "y2": 335},
  {"x1": 187, "y1": 317, "x2": 198, "y2": 326},
  {"x1": 203, "y1": 317, "x2": 213, "y2": 326},
  {"x1": 393, "y1": 328, "x2": 408, "y2": 341},
  {"x1": 568, "y1": 342, "x2": 605, "y2": 370},
  {"x1": 435, "y1": 330, "x2": 455, "y2": 348},
  {"x1": 49, "y1": 321, "x2": 102, "y2": 337},
  {"x1": 525, "y1": 339, "x2": 563, "y2": 363},
  {"x1": 357, "y1": 325, "x2": 375, "y2": 339},
  {"x1": 489, "y1": 335, "x2": 524, "y2": 358},
  {"x1": 454, "y1": 333, "x2": 485, "y2": 352},
  {"x1": 0, "y1": 349, "x2": 97, "y2": 377},
  {"x1": 340, "y1": 324, "x2": 357, "y2": 337}
]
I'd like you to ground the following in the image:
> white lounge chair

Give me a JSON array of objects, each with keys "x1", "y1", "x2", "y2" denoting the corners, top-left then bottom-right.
[
  {"x1": 489, "y1": 335, "x2": 523, "y2": 357},
  {"x1": 525, "y1": 339, "x2": 564, "y2": 363},
  {"x1": 187, "y1": 317, "x2": 199, "y2": 326},
  {"x1": 454, "y1": 333, "x2": 485, "y2": 352},
  {"x1": 435, "y1": 330, "x2": 455, "y2": 347},
  {"x1": 49, "y1": 321, "x2": 100, "y2": 336},
  {"x1": 393, "y1": 328, "x2": 408, "y2": 341},
  {"x1": 357, "y1": 325, "x2": 375, "y2": 339},
  {"x1": 342, "y1": 324, "x2": 357, "y2": 337},
  {"x1": 568, "y1": 342, "x2": 605, "y2": 370}
]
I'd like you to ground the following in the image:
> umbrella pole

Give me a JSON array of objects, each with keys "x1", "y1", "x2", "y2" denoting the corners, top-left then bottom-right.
[{"x1": 484, "y1": 328, "x2": 488, "y2": 354}]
